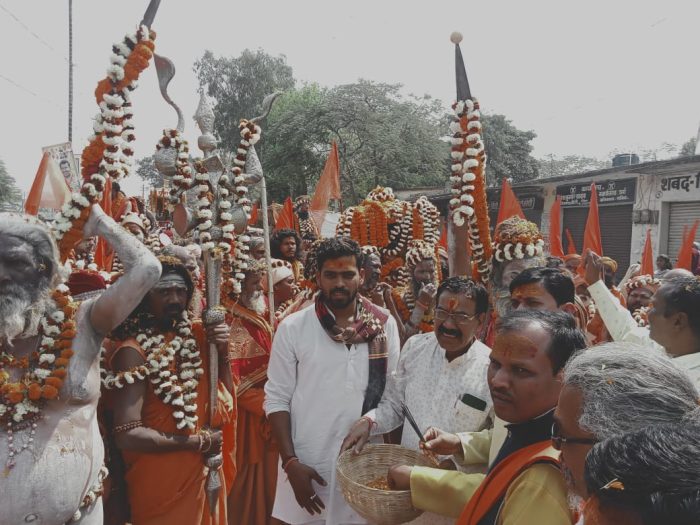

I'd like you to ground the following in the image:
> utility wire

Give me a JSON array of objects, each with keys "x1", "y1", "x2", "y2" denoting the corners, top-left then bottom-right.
[
  {"x1": 0, "y1": 2, "x2": 69, "y2": 63},
  {"x1": 0, "y1": 73, "x2": 66, "y2": 110}
]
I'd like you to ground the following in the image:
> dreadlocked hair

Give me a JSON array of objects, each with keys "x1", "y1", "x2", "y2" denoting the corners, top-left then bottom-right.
[{"x1": 110, "y1": 255, "x2": 194, "y2": 340}]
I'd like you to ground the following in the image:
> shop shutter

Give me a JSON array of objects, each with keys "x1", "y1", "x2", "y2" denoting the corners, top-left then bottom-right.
[
  {"x1": 667, "y1": 201, "x2": 700, "y2": 259},
  {"x1": 563, "y1": 205, "x2": 633, "y2": 278}
]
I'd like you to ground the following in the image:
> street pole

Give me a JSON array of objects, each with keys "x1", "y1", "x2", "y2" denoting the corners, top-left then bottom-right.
[{"x1": 68, "y1": 0, "x2": 74, "y2": 143}]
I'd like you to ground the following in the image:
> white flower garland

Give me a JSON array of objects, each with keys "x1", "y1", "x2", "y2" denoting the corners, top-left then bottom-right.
[
  {"x1": 101, "y1": 311, "x2": 203, "y2": 431},
  {"x1": 494, "y1": 239, "x2": 545, "y2": 262},
  {"x1": 52, "y1": 26, "x2": 152, "y2": 247},
  {"x1": 449, "y1": 99, "x2": 484, "y2": 228},
  {"x1": 625, "y1": 275, "x2": 660, "y2": 294},
  {"x1": 158, "y1": 129, "x2": 193, "y2": 204}
]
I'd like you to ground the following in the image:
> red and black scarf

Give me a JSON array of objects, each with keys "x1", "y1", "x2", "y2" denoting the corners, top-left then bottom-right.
[{"x1": 315, "y1": 295, "x2": 389, "y2": 413}]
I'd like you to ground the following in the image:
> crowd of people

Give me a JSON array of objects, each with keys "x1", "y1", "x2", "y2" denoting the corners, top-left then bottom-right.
[
  {"x1": 2, "y1": 14, "x2": 699, "y2": 525},
  {"x1": 1, "y1": 185, "x2": 699, "y2": 525}
]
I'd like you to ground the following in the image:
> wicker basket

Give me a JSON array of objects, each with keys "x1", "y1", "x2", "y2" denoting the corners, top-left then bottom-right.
[{"x1": 336, "y1": 444, "x2": 433, "y2": 525}]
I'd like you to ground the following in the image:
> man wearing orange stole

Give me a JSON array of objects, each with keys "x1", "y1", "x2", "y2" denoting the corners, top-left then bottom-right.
[
  {"x1": 103, "y1": 256, "x2": 236, "y2": 525},
  {"x1": 226, "y1": 259, "x2": 279, "y2": 525}
]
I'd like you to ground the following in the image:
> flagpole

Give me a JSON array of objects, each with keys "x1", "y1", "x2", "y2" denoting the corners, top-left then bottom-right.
[{"x1": 260, "y1": 177, "x2": 276, "y2": 329}]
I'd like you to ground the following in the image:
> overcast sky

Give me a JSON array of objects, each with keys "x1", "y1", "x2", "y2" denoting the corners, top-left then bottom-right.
[{"x1": 2, "y1": 0, "x2": 699, "y2": 196}]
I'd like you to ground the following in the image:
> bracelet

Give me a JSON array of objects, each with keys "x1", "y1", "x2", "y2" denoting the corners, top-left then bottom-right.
[
  {"x1": 282, "y1": 456, "x2": 299, "y2": 472},
  {"x1": 199, "y1": 429, "x2": 212, "y2": 453},
  {"x1": 359, "y1": 416, "x2": 377, "y2": 430},
  {"x1": 415, "y1": 301, "x2": 429, "y2": 310},
  {"x1": 113, "y1": 420, "x2": 142, "y2": 434}
]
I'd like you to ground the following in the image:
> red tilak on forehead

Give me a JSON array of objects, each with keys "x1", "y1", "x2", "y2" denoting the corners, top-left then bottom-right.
[{"x1": 446, "y1": 298, "x2": 459, "y2": 311}]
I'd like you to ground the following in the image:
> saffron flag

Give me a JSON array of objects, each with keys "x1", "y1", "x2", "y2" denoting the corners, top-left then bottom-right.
[
  {"x1": 275, "y1": 197, "x2": 295, "y2": 231},
  {"x1": 676, "y1": 220, "x2": 700, "y2": 270},
  {"x1": 94, "y1": 178, "x2": 114, "y2": 271},
  {"x1": 565, "y1": 229, "x2": 578, "y2": 255},
  {"x1": 248, "y1": 202, "x2": 259, "y2": 226},
  {"x1": 548, "y1": 196, "x2": 565, "y2": 257},
  {"x1": 496, "y1": 178, "x2": 525, "y2": 225},
  {"x1": 25, "y1": 152, "x2": 72, "y2": 215},
  {"x1": 640, "y1": 228, "x2": 654, "y2": 276},
  {"x1": 310, "y1": 141, "x2": 341, "y2": 230},
  {"x1": 579, "y1": 183, "x2": 603, "y2": 275},
  {"x1": 439, "y1": 223, "x2": 448, "y2": 251}
]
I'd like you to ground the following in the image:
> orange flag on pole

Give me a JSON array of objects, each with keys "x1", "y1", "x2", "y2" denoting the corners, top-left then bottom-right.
[
  {"x1": 640, "y1": 228, "x2": 654, "y2": 276},
  {"x1": 439, "y1": 223, "x2": 448, "y2": 251},
  {"x1": 248, "y1": 202, "x2": 259, "y2": 226},
  {"x1": 676, "y1": 220, "x2": 700, "y2": 270},
  {"x1": 275, "y1": 197, "x2": 295, "y2": 231},
  {"x1": 310, "y1": 141, "x2": 341, "y2": 230},
  {"x1": 496, "y1": 178, "x2": 525, "y2": 225},
  {"x1": 565, "y1": 229, "x2": 578, "y2": 255},
  {"x1": 94, "y1": 178, "x2": 114, "y2": 271},
  {"x1": 25, "y1": 152, "x2": 72, "y2": 215},
  {"x1": 579, "y1": 183, "x2": 603, "y2": 275},
  {"x1": 548, "y1": 196, "x2": 564, "y2": 257}
]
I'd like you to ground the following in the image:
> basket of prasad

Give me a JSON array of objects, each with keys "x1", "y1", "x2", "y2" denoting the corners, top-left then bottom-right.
[{"x1": 336, "y1": 444, "x2": 434, "y2": 525}]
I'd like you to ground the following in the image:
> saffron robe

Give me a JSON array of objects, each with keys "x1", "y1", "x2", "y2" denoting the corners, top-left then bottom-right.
[
  {"x1": 227, "y1": 304, "x2": 278, "y2": 525},
  {"x1": 106, "y1": 321, "x2": 236, "y2": 525}
]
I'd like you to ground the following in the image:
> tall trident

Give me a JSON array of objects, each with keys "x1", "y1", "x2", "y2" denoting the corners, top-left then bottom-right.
[{"x1": 153, "y1": 52, "x2": 280, "y2": 515}]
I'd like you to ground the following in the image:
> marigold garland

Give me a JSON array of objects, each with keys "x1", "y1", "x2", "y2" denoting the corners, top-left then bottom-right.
[
  {"x1": 447, "y1": 98, "x2": 492, "y2": 282},
  {"x1": 158, "y1": 129, "x2": 193, "y2": 203},
  {"x1": 54, "y1": 26, "x2": 156, "y2": 262},
  {"x1": 101, "y1": 311, "x2": 203, "y2": 431},
  {"x1": 0, "y1": 285, "x2": 77, "y2": 426}
]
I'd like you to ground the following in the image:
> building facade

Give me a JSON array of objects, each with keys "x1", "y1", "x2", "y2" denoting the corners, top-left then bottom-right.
[{"x1": 415, "y1": 155, "x2": 700, "y2": 276}]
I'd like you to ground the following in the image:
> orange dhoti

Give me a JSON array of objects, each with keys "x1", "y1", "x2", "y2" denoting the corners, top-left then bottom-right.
[
  {"x1": 115, "y1": 323, "x2": 236, "y2": 525},
  {"x1": 226, "y1": 305, "x2": 277, "y2": 525},
  {"x1": 228, "y1": 387, "x2": 278, "y2": 525}
]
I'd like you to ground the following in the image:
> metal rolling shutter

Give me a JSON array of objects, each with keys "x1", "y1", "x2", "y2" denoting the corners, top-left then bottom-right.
[
  {"x1": 667, "y1": 202, "x2": 700, "y2": 258},
  {"x1": 563, "y1": 205, "x2": 633, "y2": 278}
]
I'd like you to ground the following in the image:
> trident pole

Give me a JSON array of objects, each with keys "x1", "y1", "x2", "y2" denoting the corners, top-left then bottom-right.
[{"x1": 260, "y1": 177, "x2": 275, "y2": 329}]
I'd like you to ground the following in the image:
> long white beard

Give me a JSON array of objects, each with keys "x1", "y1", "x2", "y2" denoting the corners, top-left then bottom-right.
[
  {"x1": 493, "y1": 288, "x2": 512, "y2": 318},
  {"x1": 0, "y1": 283, "x2": 51, "y2": 345},
  {"x1": 243, "y1": 291, "x2": 267, "y2": 316}
]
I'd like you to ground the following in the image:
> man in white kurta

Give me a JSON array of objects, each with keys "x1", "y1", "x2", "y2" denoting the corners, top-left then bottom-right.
[
  {"x1": 340, "y1": 277, "x2": 494, "y2": 525},
  {"x1": 265, "y1": 238, "x2": 400, "y2": 525},
  {"x1": 583, "y1": 252, "x2": 700, "y2": 385},
  {"x1": 366, "y1": 332, "x2": 492, "y2": 451}
]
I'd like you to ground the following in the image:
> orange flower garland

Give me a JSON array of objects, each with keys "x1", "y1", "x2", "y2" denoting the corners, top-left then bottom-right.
[
  {"x1": 448, "y1": 98, "x2": 492, "y2": 283},
  {"x1": 0, "y1": 285, "x2": 77, "y2": 428},
  {"x1": 54, "y1": 27, "x2": 156, "y2": 262},
  {"x1": 412, "y1": 207, "x2": 425, "y2": 241}
]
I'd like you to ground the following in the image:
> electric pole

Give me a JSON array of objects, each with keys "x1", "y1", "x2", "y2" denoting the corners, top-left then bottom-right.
[{"x1": 68, "y1": 0, "x2": 74, "y2": 143}]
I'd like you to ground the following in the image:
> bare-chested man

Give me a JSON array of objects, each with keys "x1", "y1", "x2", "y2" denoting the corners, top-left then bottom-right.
[{"x1": 0, "y1": 205, "x2": 161, "y2": 524}]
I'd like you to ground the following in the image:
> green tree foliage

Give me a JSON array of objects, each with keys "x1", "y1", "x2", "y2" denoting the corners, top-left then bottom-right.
[
  {"x1": 262, "y1": 81, "x2": 449, "y2": 204},
  {"x1": 194, "y1": 49, "x2": 295, "y2": 153},
  {"x1": 481, "y1": 114, "x2": 539, "y2": 185},
  {"x1": 195, "y1": 49, "x2": 540, "y2": 203},
  {"x1": 537, "y1": 154, "x2": 610, "y2": 179},
  {"x1": 679, "y1": 137, "x2": 697, "y2": 157},
  {"x1": 0, "y1": 158, "x2": 22, "y2": 212},
  {"x1": 135, "y1": 155, "x2": 163, "y2": 188}
]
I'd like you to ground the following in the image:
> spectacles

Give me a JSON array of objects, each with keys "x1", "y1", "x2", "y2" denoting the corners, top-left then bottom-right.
[
  {"x1": 551, "y1": 422, "x2": 598, "y2": 450},
  {"x1": 434, "y1": 308, "x2": 479, "y2": 324}
]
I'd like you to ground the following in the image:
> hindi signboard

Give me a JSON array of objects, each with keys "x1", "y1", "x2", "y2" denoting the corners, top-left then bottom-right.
[{"x1": 556, "y1": 178, "x2": 637, "y2": 207}]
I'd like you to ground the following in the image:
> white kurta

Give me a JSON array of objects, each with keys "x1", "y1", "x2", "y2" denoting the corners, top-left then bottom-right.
[
  {"x1": 264, "y1": 303, "x2": 401, "y2": 525},
  {"x1": 589, "y1": 280, "x2": 700, "y2": 386},
  {"x1": 365, "y1": 333, "x2": 493, "y2": 525}
]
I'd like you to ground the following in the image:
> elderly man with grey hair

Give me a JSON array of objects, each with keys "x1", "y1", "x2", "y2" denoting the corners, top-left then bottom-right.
[
  {"x1": 552, "y1": 342, "x2": 699, "y2": 516},
  {"x1": 0, "y1": 205, "x2": 161, "y2": 524}
]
